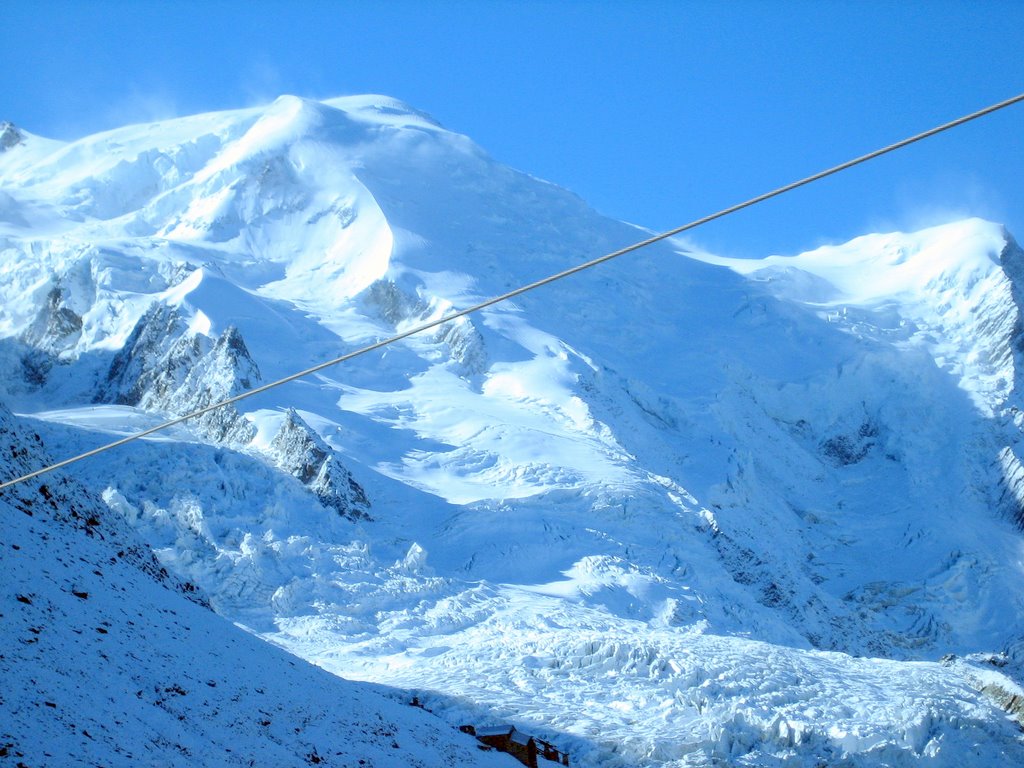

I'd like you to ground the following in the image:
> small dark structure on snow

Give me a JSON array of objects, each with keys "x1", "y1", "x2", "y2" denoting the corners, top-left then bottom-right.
[{"x1": 460, "y1": 725, "x2": 569, "y2": 767}]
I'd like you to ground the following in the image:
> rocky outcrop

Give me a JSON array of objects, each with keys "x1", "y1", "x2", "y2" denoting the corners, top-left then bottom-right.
[
  {"x1": 268, "y1": 408, "x2": 370, "y2": 521},
  {"x1": 100, "y1": 304, "x2": 190, "y2": 404},
  {"x1": 0, "y1": 121, "x2": 23, "y2": 151},
  {"x1": 363, "y1": 278, "x2": 487, "y2": 374},
  {"x1": 169, "y1": 326, "x2": 261, "y2": 443},
  {"x1": 96, "y1": 304, "x2": 372, "y2": 518},
  {"x1": 996, "y1": 446, "x2": 1024, "y2": 530},
  {"x1": 819, "y1": 420, "x2": 879, "y2": 467},
  {"x1": 433, "y1": 315, "x2": 487, "y2": 374},
  {"x1": 98, "y1": 304, "x2": 259, "y2": 444},
  {"x1": 21, "y1": 284, "x2": 83, "y2": 356},
  {"x1": 990, "y1": 236, "x2": 1024, "y2": 530}
]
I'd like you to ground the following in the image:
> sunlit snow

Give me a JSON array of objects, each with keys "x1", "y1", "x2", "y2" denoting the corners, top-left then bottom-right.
[{"x1": 3, "y1": 95, "x2": 1024, "y2": 766}]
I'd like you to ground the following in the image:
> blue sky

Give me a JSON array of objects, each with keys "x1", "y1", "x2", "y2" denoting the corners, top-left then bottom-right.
[{"x1": 2, "y1": 0, "x2": 1022, "y2": 258}]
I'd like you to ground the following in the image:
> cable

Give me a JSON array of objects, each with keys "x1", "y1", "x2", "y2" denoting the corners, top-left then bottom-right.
[{"x1": 2, "y1": 91, "x2": 1022, "y2": 492}]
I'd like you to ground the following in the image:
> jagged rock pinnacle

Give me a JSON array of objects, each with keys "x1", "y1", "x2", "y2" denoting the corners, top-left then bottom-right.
[{"x1": 0, "y1": 121, "x2": 24, "y2": 151}]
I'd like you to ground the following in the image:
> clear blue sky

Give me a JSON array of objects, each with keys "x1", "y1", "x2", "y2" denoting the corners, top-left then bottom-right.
[{"x1": 3, "y1": 0, "x2": 1022, "y2": 258}]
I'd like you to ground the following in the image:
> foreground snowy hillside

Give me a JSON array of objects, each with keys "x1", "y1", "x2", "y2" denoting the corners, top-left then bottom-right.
[
  {"x1": 0, "y1": 402, "x2": 509, "y2": 768},
  {"x1": 2, "y1": 96, "x2": 1024, "y2": 766}
]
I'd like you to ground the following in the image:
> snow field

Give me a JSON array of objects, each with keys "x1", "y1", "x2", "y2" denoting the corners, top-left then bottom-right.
[{"x1": 4, "y1": 96, "x2": 1024, "y2": 766}]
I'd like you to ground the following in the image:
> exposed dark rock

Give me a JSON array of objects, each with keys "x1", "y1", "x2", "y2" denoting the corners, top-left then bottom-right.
[
  {"x1": 19, "y1": 349, "x2": 51, "y2": 387},
  {"x1": 100, "y1": 304, "x2": 192, "y2": 406},
  {"x1": 994, "y1": 234, "x2": 1024, "y2": 531},
  {"x1": 433, "y1": 316, "x2": 487, "y2": 375},
  {"x1": 820, "y1": 421, "x2": 878, "y2": 466},
  {"x1": 363, "y1": 278, "x2": 487, "y2": 374},
  {"x1": 94, "y1": 304, "x2": 371, "y2": 517},
  {"x1": 365, "y1": 279, "x2": 428, "y2": 326},
  {"x1": 0, "y1": 121, "x2": 23, "y2": 151},
  {"x1": 97, "y1": 304, "x2": 259, "y2": 444},
  {"x1": 269, "y1": 408, "x2": 370, "y2": 521},
  {"x1": 22, "y1": 285, "x2": 83, "y2": 356},
  {"x1": 170, "y1": 326, "x2": 260, "y2": 444},
  {"x1": 995, "y1": 446, "x2": 1024, "y2": 530}
]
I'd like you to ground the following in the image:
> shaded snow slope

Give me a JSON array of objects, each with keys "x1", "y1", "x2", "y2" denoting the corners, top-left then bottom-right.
[{"x1": 3, "y1": 96, "x2": 1024, "y2": 766}]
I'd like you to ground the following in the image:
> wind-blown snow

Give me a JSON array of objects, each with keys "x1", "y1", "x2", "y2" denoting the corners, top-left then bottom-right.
[{"x1": 3, "y1": 96, "x2": 1024, "y2": 766}]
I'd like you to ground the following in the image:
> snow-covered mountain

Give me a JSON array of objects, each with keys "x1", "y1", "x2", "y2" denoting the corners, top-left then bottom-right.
[{"x1": 2, "y1": 95, "x2": 1024, "y2": 766}]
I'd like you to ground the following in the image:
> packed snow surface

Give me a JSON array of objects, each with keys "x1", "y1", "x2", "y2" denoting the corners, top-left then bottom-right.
[{"x1": 3, "y1": 96, "x2": 1024, "y2": 766}]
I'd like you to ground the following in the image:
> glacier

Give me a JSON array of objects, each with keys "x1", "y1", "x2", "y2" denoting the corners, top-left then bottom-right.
[{"x1": 2, "y1": 94, "x2": 1024, "y2": 766}]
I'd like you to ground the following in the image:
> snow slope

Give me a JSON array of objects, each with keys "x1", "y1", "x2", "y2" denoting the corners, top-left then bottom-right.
[
  {"x1": 0, "y1": 402, "x2": 512, "y2": 768},
  {"x1": 3, "y1": 96, "x2": 1024, "y2": 766}
]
